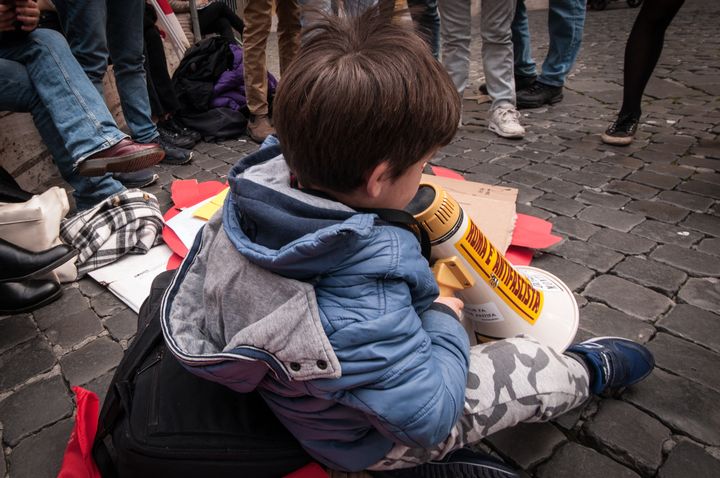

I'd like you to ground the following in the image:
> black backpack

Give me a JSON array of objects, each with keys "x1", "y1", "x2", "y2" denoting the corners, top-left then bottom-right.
[{"x1": 92, "y1": 271, "x2": 312, "y2": 478}]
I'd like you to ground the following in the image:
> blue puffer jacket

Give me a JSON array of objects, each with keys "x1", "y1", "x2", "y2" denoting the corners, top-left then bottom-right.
[{"x1": 161, "y1": 145, "x2": 470, "y2": 471}]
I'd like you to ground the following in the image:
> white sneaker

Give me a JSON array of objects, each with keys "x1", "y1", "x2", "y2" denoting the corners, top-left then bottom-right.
[{"x1": 488, "y1": 105, "x2": 525, "y2": 139}]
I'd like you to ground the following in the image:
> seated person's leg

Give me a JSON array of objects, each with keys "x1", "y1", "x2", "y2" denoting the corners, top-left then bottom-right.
[
  {"x1": 0, "y1": 58, "x2": 125, "y2": 210},
  {"x1": 198, "y1": 2, "x2": 244, "y2": 42}
]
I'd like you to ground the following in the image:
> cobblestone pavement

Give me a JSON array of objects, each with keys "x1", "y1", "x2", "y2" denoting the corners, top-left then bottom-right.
[{"x1": 1, "y1": 1, "x2": 719, "y2": 476}]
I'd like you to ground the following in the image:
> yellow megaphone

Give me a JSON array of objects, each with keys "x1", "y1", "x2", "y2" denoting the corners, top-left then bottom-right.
[{"x1": 406, "y1": 182, "x2": 578, "y2": 351}]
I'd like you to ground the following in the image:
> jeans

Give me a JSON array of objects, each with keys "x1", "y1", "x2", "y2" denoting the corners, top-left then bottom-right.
[
  {"x1": 53, "y1": 0, "x2": 158, "y2": 143},
  {"x1": 0, "y1": 30, "x2": 125, "y2": 210},
  {"x1": 511, "y1": 0, "x2": 586, "y2": 87},
  {"x1": 480, "y1": 0, "x2": 518, "y2": 108},
  {"x1": 438, "y1": 0, "x2": 471, "y2": 97},
  {"x1": 408, "y1": 0, "x2": 441, "y2": 59}
]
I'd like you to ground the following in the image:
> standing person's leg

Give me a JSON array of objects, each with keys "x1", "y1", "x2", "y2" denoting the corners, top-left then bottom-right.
[
  {"x1": 407, "y1": 0, "x2": 440, "y2": 59},
  {"x1": 0, "y1": 58, "x2": 124, "y2": 210},
  {"x1": 243, "y1": 0, "x2": 276, "y2": 142},
  {"x1": 438, "y1": 0, "x2": 471, "y2": 97},
  {"x1": 52, "y1": 0, "x2": 109, "y2": 94},
  {"x1": 482, "y1": 0, "x2": 525, "y2": 139},
  {"x1": 510, "y1": 0, "x2": 536, "y2": 83},
  {"x1": 602, "y1": 0, "x2": 685, "y2": 146},
  {"x1": 198, "y1": 2, "x2": 245, "y2": 42},
  {"x1": 276, "y1": 0, "x2": 301, "y2": 75}
]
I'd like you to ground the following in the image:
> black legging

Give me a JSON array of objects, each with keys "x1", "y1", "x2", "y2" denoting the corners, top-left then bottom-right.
[
  {"x1": 619, "y1": 0, "x2": 685, "y2": 118},
  {"x1": 198, "y1": 2, "x2": 245, "y2": 43},
  {"x1": 144, "y1": 4, "x2": 181, "y2": 117}
]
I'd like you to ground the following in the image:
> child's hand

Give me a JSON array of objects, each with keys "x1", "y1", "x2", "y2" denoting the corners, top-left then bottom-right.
[
  {"x1": 14, "y1": 0, "x2": 39, "y2": 31},
  {"x1": 434, "y1": 297, "x2": 464, "y2": 318},
  {"x1": 0, "y1": 2, "x2": 16, "y2": 32}
]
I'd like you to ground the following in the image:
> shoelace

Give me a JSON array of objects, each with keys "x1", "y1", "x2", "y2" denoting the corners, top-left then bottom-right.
[
  {"x1": 496, "y1": 107, "x2": 521, "y2": 123},
  {"x1": 609, "y1": 115, "x2": 639, "y2": 134}
]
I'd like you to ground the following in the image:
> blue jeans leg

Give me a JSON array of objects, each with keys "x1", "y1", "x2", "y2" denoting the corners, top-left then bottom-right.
[
  {"x1": 539, "y1": 0, "x2": 586, "y2": 87},
  {"x1": 0, "y1": 29, "x2": 127, "y2": 164},
  {"x1": 511, "y1": 0, "x2": 537, "y2": 79},
  {"x1": 408, "y1": 0, "x2": 441, "y2": 59},
  {"x1": 0, "y1": 58, "x2": 125, "y2": 210},
  {"x1": 54, "y1": 0, "x2": 159, "y2": 143}
]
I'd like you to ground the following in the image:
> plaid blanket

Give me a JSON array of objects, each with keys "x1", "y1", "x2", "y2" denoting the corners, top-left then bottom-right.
[{"x1": 61, "y1": 190, "x2": 164, "y2": 277}]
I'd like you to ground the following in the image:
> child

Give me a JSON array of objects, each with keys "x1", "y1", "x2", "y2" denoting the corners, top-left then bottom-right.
[{"x1": 161, "y1": 7, "x2": 654, "y2": 475}]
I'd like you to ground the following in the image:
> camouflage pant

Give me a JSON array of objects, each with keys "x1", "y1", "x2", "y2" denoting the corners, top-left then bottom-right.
[{"x1": 368, "y1": 336, "x2": 590, "y2": 470}]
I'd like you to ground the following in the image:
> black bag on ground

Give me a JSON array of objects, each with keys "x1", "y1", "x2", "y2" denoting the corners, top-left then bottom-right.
[
  {"x1": 175, "y1": 107, "x2": 248, "y2": 142},
  {"x1": 92, "y1": 271, "x2": 312, "y2": 478}
]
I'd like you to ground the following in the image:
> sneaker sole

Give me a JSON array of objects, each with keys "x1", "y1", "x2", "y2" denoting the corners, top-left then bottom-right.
[
  {"x1": 116, "y1": 173, "x2": 160, "y2": 189},
  {"x1": 601, "y1": 132, "x2": 634, "y2": 146},
  {"x1": 161, "y1": 150, "x2": 194, "y2": 166},
  {"x1": 517, "y1": 93, "x2": 564, "y2": 109},
  {"x1": 77, "y1": 148, "x2": 165, "y2": 177},
  {"x1": 489, "y1": 123, "x2": 525, "y2": 139}
]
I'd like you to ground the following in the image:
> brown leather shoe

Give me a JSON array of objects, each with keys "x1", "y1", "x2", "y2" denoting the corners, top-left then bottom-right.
[
  {"x1": 247, "y1": 115, "x2": 276, "y2": 144},
  {"x1": 77, "y1": 139, "x2": 165, "y2": 177}
]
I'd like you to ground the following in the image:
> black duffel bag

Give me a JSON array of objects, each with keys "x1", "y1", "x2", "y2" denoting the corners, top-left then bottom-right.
[{"x1": 92, "y1": 271, "x2": 312, "y2": 478}]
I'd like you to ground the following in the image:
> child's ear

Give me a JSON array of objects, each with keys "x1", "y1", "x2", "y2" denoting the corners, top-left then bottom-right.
[{"x1": 365, "y1": 161, "x2": 391, "y2": 199}]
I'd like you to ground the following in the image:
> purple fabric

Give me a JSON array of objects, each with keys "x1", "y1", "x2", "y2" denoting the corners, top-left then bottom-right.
[{"x1": 211, "y1": 44, "x2": 278, "y2": 111}]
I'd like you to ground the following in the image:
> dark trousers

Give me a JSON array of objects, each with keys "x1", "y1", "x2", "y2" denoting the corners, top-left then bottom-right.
[{"x1": 199, "y1": 2, "x2": 245, "y2": 43}]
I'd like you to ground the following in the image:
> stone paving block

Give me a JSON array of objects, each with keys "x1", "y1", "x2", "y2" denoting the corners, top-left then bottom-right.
[
  {"x1": 577, "y1": 190, "x2": 631, "y2": 209},
  {"x1": 657, "y1": 304, "x2": 720, "y2": 353},
  {"x1": 0, "y1": 339, "x2": 55, "y2": 393},
  {"x1": 0, "y1": 375, "x2": 72, "y2": 446},
  {"x1": 546, "y1": 154, "x2": 591, "y2": 170},
  {"x1": 650, "y1": 244, "x2": 720, "y2": 277},
  {"x1": 33, "y1": 287, "x2": 89, "y2": 327},
  {"x1": 171, "y1": 164, "x2": 202, "y2": 180},
  {"x1": 577, "y1": 205, "x2": 645, "y2": 232},
  {"x1": 612, "y1": 256, "x2": 687, "y2": 294},
  {"x1": 76, "y1": 278, "x2": 105, "y2": 299},
  {"x1": 501, "y1": 182, "x2": 544, "y2": 203},
  {"x1": 623, "y1": 199, "x2": 691, "y2": 223},
  {"x1": 697, "y1": 237, "x2": 720, "y2": 256},
  {"x1": 631, "y1": 220, "x2": 704, "y2": 247},
  {"x1": 648, "y1": 332, "x2": 720, "y2": 393},
  {"x1": 0, "y1": 314, "x2": 35, "y2": 355},
  {"x1": 533, "y1": 193, "x2": 586, "y2": 216},
  {"x1": 678, "y1": 278, "x2": 720, "y2": 315},
  {"x1": 643, "y1": 163, "x2": 694, "y2": 179},
  {"x1": 103, "y1": 308, "x2": 138, "y2": 341},
  {"x1": 497, "y1": 156, "x2": 531, "y2": 170},
  {"x1": 583, "y1": 399, "x2": 670, "y2": 475},
  {"x1": 583, "y1": 275, "x2": 673, "y2": 322},
  {"x1": 605, "y1": 180, "x2": 659, "y2": 200},
  {"x1": 550, "y1": 239, "x2": 624, "y2": 273},
  {"x1": 42, "y1": 308, "x2": 103, "y2": 350},
  {"x1": 515, "y1": 203, "x2": 553, "y2": 220},
  {"x1": 579, "y1": 303, "x2": 656, "y2": 344},
  {"x1": 657, "y1": 191, "x2": 715, "y2": 213},
  {"x1": 589, "y1": 228, "x2": 656, "y2": 255},
  {"x1": 7, "y1": 418, "x2": 73, "y2": 478},
  {"x1": 503, "y1": 170, "x2": 548, "y2": 187},
  {"x1": 486, "y1": 422, "x2": 566, "y2": 469},
  {"x1": 525, "y1": 163, "x2": 570, "y2": 179},
  {"x1": 530, "y1": 254, "x2": 595, "y2": 292},
  {"x1": 536, "y1": 178, "x2": 584, "y2": 198},
  {"x1": 549, "y1": 216, "x2": 600, "y2": 241},
  {"x1": 90, "y1": 291, "x2": 128, "y2": 317},
  {"x1": 693, "y1": 172, "x2": 720, "y2": 185},
  {"x1": 84, "y1": 370, "x2": 115, "y2": 408},
  {"x1": 625, "y1": 369, "x2": 720, "y2": 446},
  {"x1": 681, "y1": 212, "x2": 720, "y2": 237},
  {"x1": 677, "y1": 180, "x2": 720, "y2": 200},
  {"x1": 626, "y1": 171, "x2": 681, "y2": 190},
  {"x1": 560, "y1": 170, "x2": 610, "y2": 188},
  {"x1": 468, "y1": 163, "x2": 513, "y2": 179},
  {"x1": 657, "y1": 440, "x2": 720, "y2": 478},
  {"x1": 536, "y1": 442, "x2": 640, "y2": 478},
  {"x1": 598, "y1": 154, "x2": 644, "y2": 170},
  {"x1": 60, "y1": 336, "x2": 124, "y2": 386}
]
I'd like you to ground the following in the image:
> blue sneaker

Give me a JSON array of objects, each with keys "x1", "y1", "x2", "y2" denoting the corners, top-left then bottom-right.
[
  {"x1": 566, "y1": 337, "x2": 654, "y2": 395},
  {"x1": 371, "y1": 448, "x2": 519, "y2": 478}
]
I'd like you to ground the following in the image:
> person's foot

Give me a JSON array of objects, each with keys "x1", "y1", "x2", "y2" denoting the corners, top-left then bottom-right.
[
  {"x1": 479, "y1": 75, "x2": 536, "y2": 95},
  {"x1": 0, "y1": 280, "x2": 63, "y2": 314},
  {"x1": 371, "y1": 448, "x2": 519, "y2": 478},
  {"x1": 113, "y1": 169, "x2": 159, "y2": 188},
  {"x1": 488, "y1": 105, "x2": 526, "y2": 139},
  {"x1": 601, "y1": 113, "x2": 640, "y2": 146},
  {"x1": 77, "y1": 139, "x2": 165, "y2": 177},
  {"x1": 152, "y1": 137, "x2": 194, "y2": 165},
  {"x1": 516, "y1": 82, "x2": 564, "y2": 109},
  {"x1": 0, "y1": 238, "x2": 77, "y2": 282},
  {"x1": 247, "y1": 114, "x2": 275, "y2": 143},
  {"x1": 157, "y1": 121, "x2": 197, "y2": 149},
  {"x1": 566, "y1": 337, "x2": 654, "y2": 395}
]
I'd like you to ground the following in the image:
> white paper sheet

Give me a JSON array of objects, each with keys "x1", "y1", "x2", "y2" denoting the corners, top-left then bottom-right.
[{"x1": 165, "y1": 197, "x2": 213, "y2": 250}]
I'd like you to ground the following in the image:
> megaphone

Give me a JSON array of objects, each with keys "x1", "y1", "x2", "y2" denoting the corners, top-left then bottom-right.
[{"x1": 406, "y1": 182, "x2": 578, "y2": 351}]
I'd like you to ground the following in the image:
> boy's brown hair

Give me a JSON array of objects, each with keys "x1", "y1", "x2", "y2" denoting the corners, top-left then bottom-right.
[{"x1": 273, "y1": 6, "x2": 461, "y2": 193}]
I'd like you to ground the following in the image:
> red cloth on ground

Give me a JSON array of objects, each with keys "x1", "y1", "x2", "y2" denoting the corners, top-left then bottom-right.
[{"x1": 57, "y1": 387, "x2": 101, "y2": 478}]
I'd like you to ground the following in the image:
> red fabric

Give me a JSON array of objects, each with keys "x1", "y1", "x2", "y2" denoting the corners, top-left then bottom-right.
[
  {"x1": 510, "y1": 214, "x2": 562, "y2": 249},
  {"x1": 429, "y1": 165, "x2": 465, "y2": 180},
  {"x1": 156, "y1": 0, "x2": 174, "y2": 15},
  {"x1": 57, "y1": 387, "x2": 101, "y2": 478},
  {"x1": 167, "y1": 253, "x2": 184, "y2": 270},
  {"x1": 505, "y1": 245, "x2": 534, "y2": 266},
  {"x1": 283, "y1": 462, "x2": 330, "y2": 478}
]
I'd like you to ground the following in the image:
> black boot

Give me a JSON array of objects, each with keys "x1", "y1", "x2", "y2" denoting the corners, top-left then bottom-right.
[
  {"x1": 0, "y1": 280, "x2": 62, "y2": 314},
  {"x1": 516, "y1": 81, "x2": 564, "y2": 109},
  {"x1": 0, "y1": 238, "x2": 77, "y2": 282}
]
